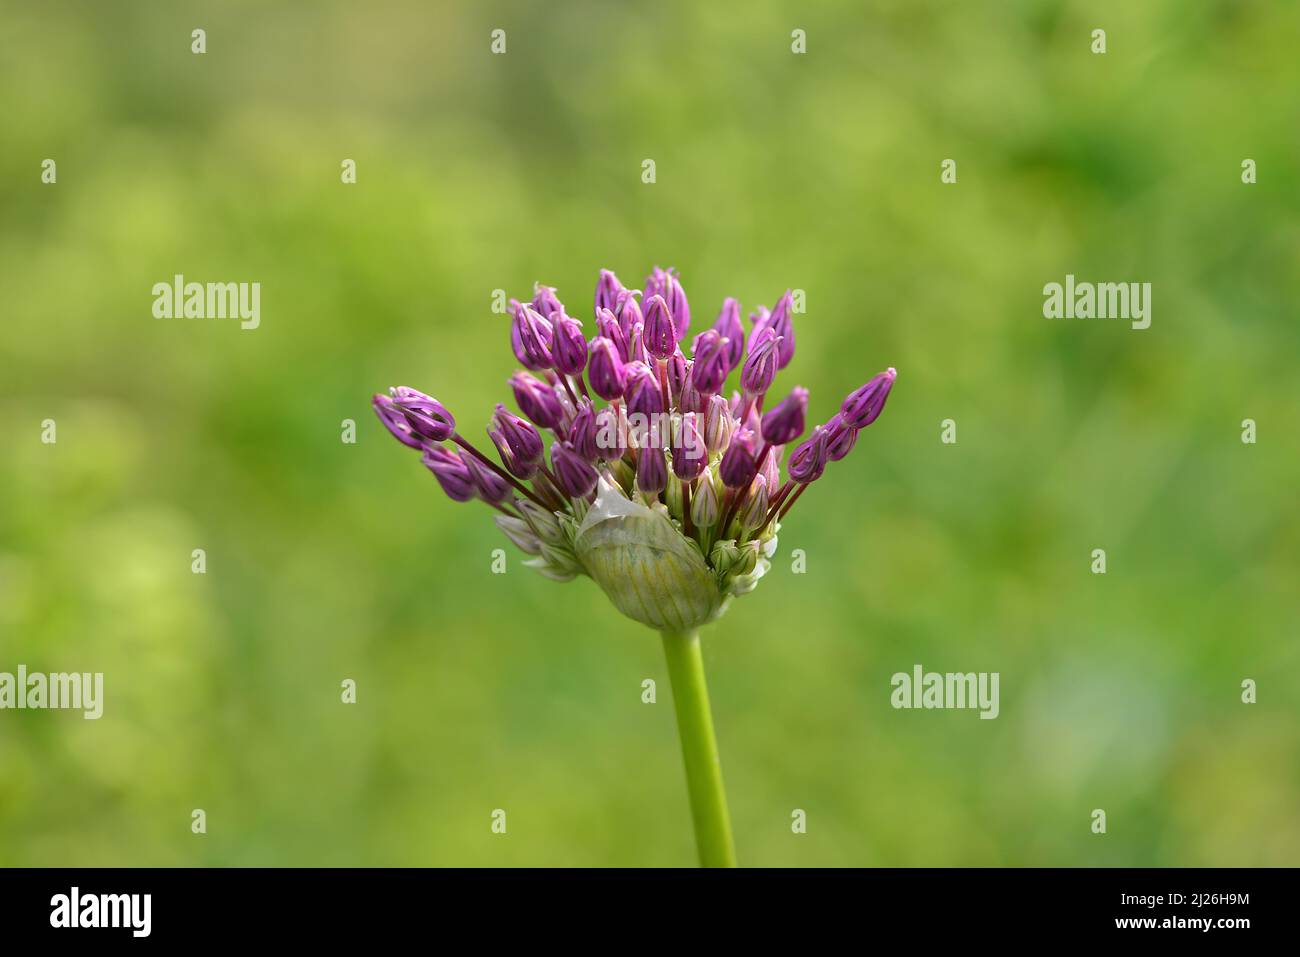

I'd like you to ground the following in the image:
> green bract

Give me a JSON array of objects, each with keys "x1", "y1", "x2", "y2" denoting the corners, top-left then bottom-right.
[
  {"x1": 525, "y1": 477, "x2": 772, "y2": 631},
  {"x1": 575, "y1": 478, "x2": 725, "y2": 631}
]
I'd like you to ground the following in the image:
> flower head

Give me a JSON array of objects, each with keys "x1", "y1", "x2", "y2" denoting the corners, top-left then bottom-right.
[{"x1": 374, "y1": 265, "x2": 897, "y2": 631}]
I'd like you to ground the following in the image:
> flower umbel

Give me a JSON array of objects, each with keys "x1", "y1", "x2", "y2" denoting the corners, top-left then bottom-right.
[
  {"x1": 372, "y1": 265, "x2": 898, "y2": 866},
  {"x1": 374, "y1": 265, "x2": 897, "y2": 630}
]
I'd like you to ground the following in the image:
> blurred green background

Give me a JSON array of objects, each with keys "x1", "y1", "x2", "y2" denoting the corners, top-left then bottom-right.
[{"x1": 2, "y1": 0, "x2": 1297, "y2": 867}]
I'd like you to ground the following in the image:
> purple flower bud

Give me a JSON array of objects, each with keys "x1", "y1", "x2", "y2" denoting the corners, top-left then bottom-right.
[
  {"x1": 643, "y1": 268, "x2": 665, "y2": 305},
  {"x1": 690, "y1": 328, "x2": 731, "y2": 394},
  {"x1": 628, "y1": 320, "x2": 650, "y2": 365},
  {"x1": 422, "y1": 445, "x2": 476, "y2": 501},
  {"x1": 641, "y1": 294, "x2": 677, "y2": 360},
  {"x1": 647, "y1": 267, "x2": 691, "y2": 340},
  {"x1": 788, "y1": 425, "x2": 830, "y2": 483},
  {"x1": 672, "y1": 412, "x2": 707, "y2": 481},
  {"x1": 623, "y1": 361, "x2": 663, "y2": 419},
  {"x1": 587, "y1": 336, "x2": 627, "y2": 401},
  {"x1": 666, "y1": 271, "x2": 691, "y2": 340},
  {"x1": 666, "y1": 350, "x2": 688, "y2": 407},
  {"x1": 702, "y1": 395, "x2": 733, "y2": 455},
  {"x1": 596, "y1": 308, "x2": 629, "y2": 361},
  {"x1": 768, "y1": 290, "x2": 796, "y2": 369},
  {"x1": 568, "y1": 400, "x2": 601, "y2": 462},
  {"x1": 718, "y1": 436, "x2": 757, "y2": 488},
  {"x1": 463, "y1": 451, "x2": 514, "y2": 505},
  {"x1": 489, "y1": 427, "x2": 538, "y2": 479},
  {"x1": 691, "y1": 469, "x2": 720, "y2": 527},
  {"x1": 746, "y1": 305, "x2": 771, "y2": 356},
  {"x1": 532, "y1": 284, "x2": 565, "y2": 319},
  {"x1": 824, "y1": 412, "x2": 858, "y2": 462},
  {"x1": 373, "y1": 393, "x2": 425, "y2": 449},
  {"x1": 513, "y1": 302, "x2": 553, "y2": 369},
  {"x1": 704, "y1": 393, "x2": 735, "y2": 455},
  {"x1": 677, "y1": 366, "x2": 705, "y2": 414},
  {"x1": 733, "y1": 424, "x2": 760, "y2": 456},
  {"x1": 552, "y1": 440, "x2": 598, "y2": 498},
  {"x1": 492, "y1": 403, "x2": 544, "y2": 465},
  {"x1": 509, "y1": 303, "x2": 546, "y2": 372},
  {"x1": 728, "y1": 393, "x2": 761, "y2": 434},
  {"x1": 644, "y1": 267, "x2": 667, "y2": 299},
  {"x1": 390, "y1": 387, "x2": 456, "y2": 442},
  {"x1": 550, "y1": 312, "x2": 588, "y2": 376},
  {"x1": 841, "y1": 367, "x2": 897, "y2": 429},
  {"x1": 760, "y1": 386, "x2": 808, "y2": 446},
  {"x1": 758, "y1": 444, "x2": 781, "y2": 491},
  {"x1": 738, "y1": 475, "x2": 769, "y2": 531},
  {"x1": 710, "y1": 298, "x2": 745, "y2": 372},
  {"x1": 510, "y1": 371, "x2": 564, "y2": 429},
  {"x1": 636, "y1": 443, "x2": 668, "y2": 496},
  {"x1": 595, "y1": 405, "x2": 628, "y2": 458},
  {"x1": 595, "y1": 269, "x2": 625, "y2": 318},
  {"x1": 550, "y1": 373, "x2": 579, "y2": 432},
  {"x1": 740, "y1": 327, "x2": 781, "y2": 396},
  {"x1": 615, "y1": 291, "x2": 642, "y2": 342}
]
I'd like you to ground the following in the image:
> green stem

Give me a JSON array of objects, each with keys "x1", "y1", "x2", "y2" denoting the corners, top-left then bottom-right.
[{"x1": 660, "y1": 629, "x2": 737, "y2": 867}]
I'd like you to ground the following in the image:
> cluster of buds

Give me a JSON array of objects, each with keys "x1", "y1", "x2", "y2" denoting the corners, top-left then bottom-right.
[{"x1": 374, "y1": 266, "x2": 896, "y2": 631}]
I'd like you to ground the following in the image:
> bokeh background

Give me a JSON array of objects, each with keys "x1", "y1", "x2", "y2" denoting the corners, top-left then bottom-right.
[{"x1": 2, "y1": 0, "x2": 1297, "y2": 867}]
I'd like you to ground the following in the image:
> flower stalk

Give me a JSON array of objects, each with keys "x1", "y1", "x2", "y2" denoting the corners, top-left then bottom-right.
[{"x1": 660, "y1": 628, "x2": 736, "y2": 868}]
